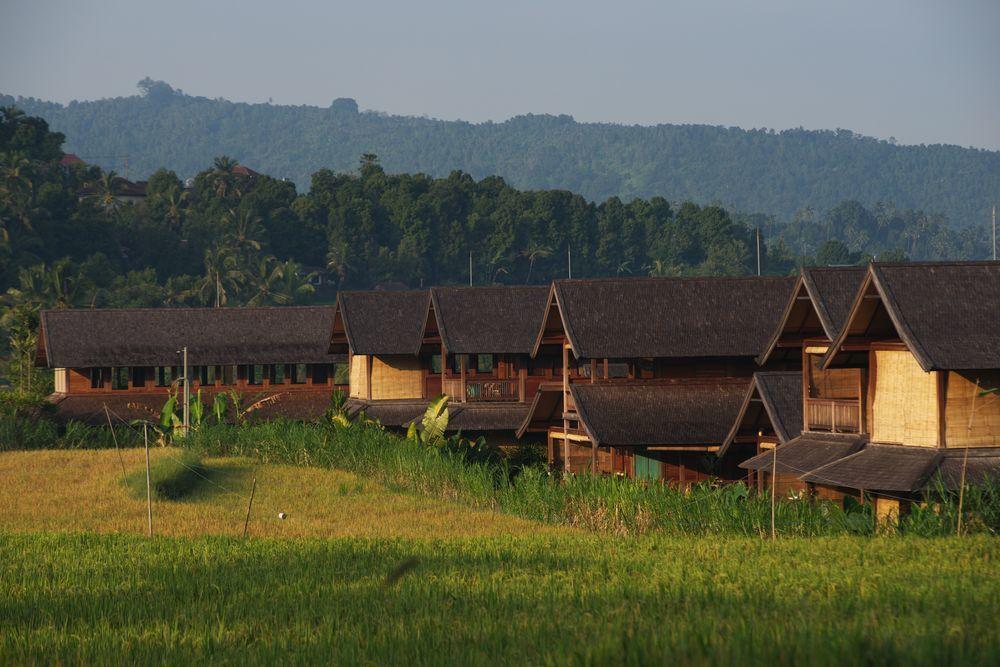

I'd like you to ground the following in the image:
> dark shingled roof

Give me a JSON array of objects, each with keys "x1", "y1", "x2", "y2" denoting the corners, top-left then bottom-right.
[
  {"x1": 344, "y1": 398, "x2": 528, "y2": 432},
  {"x1": 50, "y1": 391, "x2": 333, "y2": 425},
  {"x1": 516, "y1": 385, "x2": 563, "y2": 438},
  {"x1": 570, "y1": 381, "x2": 750, "y2": 447},
  {"x1": 552, "y1": 276, "x2": 796, "y2": 359},
  {"x1": 801, "y1": 444, "x2": 940, "y2": 493},
  {"x1": 431, "y1": 285, "x2": 550, "y2": 354},
  {"x1": 345, "y1": 398, "x2": 427, "y2": 427},
  {"x1": 739, "y1": 433, "x2": 865, "y2": 474},
  {"x1": 802, "y1": 267, "x2": 868, "y2": 341},
  {"x1": 935, "y1": 448, "x2": 1000, "y2": 491},
  {"x1": 37, "y1": 306, "x2": 340, "y2": 368},
  {"x1": 719, "y1": 372, "x2": 804, "y2": 457},
  {"x1": 336, "y1": 291, "x2": 429, "y2": 355},
  {"x1": 869, "y1": 262, "x2": 1000, "y2": 370}
]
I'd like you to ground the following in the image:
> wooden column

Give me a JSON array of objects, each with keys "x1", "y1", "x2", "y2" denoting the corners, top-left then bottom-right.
[
  {"x1": 563, "y1": 342, "x2": 570, "y2": 474},
  {"x1": 519, "y1": 367, "x2": 526, "y2": 403},
  {"x1": 366, "y1": 354, "x2": 373, "y2": 400},
  {"x1": 590, "y1": 359, "x2": 597, "y2": 384},
  {"x1": 440, "y1": 343, "x2": 446, "y2": 397},
  {"x1": 459, "y1": 354, "x2": 466, "y2": 403}
]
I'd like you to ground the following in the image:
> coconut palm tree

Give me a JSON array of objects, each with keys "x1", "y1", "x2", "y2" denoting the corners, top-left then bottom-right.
[
  {"x1": 210, "y1": 156, "x2": 241, "y2": 198},
  {"x1": 163, "y1": 185, "x2": 188, "y2": 232},
  {"x1": 194, "y1": 246, "x2": 243, "y2": 307},
  {"x1": 520, "y1": 241, "x2": 552, "y2": 284},
  {"x1": 245, "y1": 257, "x2": 315, "y2": 306},
  {"x1": 88, "y1": 170, "x2": 122, "y2": 218},
  {"x1": 223, "y1": 208, "x2": 264, "y2": 259}
]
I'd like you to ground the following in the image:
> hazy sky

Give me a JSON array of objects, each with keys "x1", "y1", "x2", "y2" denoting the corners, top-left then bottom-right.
[{"x1": 2, "y1": 0, "x2": 998, "y2": 150}]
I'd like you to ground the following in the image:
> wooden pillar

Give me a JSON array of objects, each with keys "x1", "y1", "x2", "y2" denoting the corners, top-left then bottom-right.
[
  {"x1": 603, "y1": 358, "x2": 609, "y2": 380},
  {"x1": 562, "y1": 342, "x2": 570, "y2": 474},
  {"x1": 590, "y1": 359, "x2": 597, "y2": 384},
  {"x1": 366, "y1": 354, "x2": 373, "y2": 400},
  {"x1": 440, "y1": 343, "x2": 446, "y2": 397},
  {"x1": 518, "y1": 367, "x2": 526, "y2": 403},
  {"x1": 591, "y1": 440, "x2": 598, "y2": 473},
  {"x1": 547, "y1": 432, "x2": 554, "y2": 467},
  {"x1": 459, "y1": 354, "x2": 466, "y2": 403}
]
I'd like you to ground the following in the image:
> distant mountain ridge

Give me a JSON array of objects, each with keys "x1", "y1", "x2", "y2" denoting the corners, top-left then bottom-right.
[{"x1": 3, "y1": 81, "x2": 998, "y2": 225}]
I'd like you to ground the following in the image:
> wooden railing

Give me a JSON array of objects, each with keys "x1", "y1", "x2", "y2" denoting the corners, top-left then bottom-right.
[
  {"x1": 805, "y1": 398, "x2": 861, "y2": 433},
  {"x1": 443, "y1": 378, "x2": 522, "y2": 402}
]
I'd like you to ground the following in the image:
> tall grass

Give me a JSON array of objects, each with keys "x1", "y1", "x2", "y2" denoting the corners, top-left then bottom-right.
[{"x1": 184, "y1": 420, "x2": 1000, "y2": 537}]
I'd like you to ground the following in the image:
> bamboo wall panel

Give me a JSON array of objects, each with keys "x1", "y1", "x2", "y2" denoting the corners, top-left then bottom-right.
[
  {"x1": 809, "y1": 355, "x2": 860, "y2": 399},
  {"x1": 349, "y1": 355, "x2": 368, "y2": 399},
  {"x1": 945, "y1": 371, "x2": 1000, "y2": 447},
  {"x1": 871, "y1": 350, "x2": 938, "y2": 447},
  {"x1": 370, "y1": 355, "x2": 424, "y2": 400}
]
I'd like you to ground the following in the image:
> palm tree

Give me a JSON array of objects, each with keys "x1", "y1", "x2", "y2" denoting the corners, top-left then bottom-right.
[
  {"x1": 520, "y1": 242, "x2": 552, "y2": 284},
  {"x1": 223, "y1": 208, "x2": 264, "y2": 258},
  {"x1": 88, "y1": 170, "x2": 122, "y2": 218},
  {"x1": 1, "y1": 154, "x2": 36, "y2": 235},
  {"x1": 163, "y1": 185, "x2": 188, "y2": 232},
  {"x1": 194, "y1": 246, "x2": 243, "y2": 307},
  {"x1": 210, "y1": 156, "x2": 240, "y2": 198},
  {"x1": 326, "y1": 239, "x2": 352, "y2": 287},
  {"x1": 245, "y1": 258, "x2": 315, "y2": 306}
]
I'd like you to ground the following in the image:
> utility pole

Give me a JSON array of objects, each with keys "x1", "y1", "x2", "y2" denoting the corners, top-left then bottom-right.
[
  {"x1": 178, "y1": 347, "x2": 190, "y2": 436},
  {"x1": 992, "y1": 205, "x2": 996, "y2": 261},
  {"x1": 756, "y1": 228, "x2": 762, "y2": 276},
  {"x1": 567, "y1": 246, "x2": 572, "y2": 279},
  {"x1": 469, "y1": 251, "x2": 473, "y2": 286}
]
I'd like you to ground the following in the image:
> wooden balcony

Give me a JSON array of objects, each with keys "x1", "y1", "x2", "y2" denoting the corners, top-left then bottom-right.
[
  {"x1": 443, "y1": 377, "x2": 523, "y2": 402},
  {"x1": 805, "y1": 398, "x2": 861, "y2": 433}
]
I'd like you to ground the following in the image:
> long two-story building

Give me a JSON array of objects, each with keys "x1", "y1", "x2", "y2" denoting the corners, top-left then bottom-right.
[{"x1": 35, "y1": 306, "x2": 347, "y2": 423}]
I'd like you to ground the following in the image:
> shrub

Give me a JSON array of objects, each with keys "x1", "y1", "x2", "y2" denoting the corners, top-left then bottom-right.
[{"x1": 124, "y1": 448, "x2": 208, "y2": 500}]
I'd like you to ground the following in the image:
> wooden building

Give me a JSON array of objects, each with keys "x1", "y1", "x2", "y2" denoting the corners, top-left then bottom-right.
[
  {"x1": 736, "y1": 266, "x2": 867, "y2": 497},
  {"x1": 742, "y1": 261, "x2": 1000, "y2": 518},
  {"x1": 35, "y1": 306, "x2": 347, "y2": 423},
  {"x1": 333, "y1": 286, "x2": 551, "y2": 442},
  {"x1": 518, "y1": 276, "x2": 797, "y2": 482}
]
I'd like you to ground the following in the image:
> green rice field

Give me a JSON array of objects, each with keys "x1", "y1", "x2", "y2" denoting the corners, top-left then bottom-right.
[{"x1": 2, "y1": 532, "x2": 997, "y2": 665}]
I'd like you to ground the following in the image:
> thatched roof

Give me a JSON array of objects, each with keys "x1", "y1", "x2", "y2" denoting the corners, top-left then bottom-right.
[
  {"x1": 570, "y1": 381, "x2": 750, "y2": 447},
  {"x1": 431, "y1": 285, "x2": 550, "y2": 354},
  {"x1": 719, "y1": 372, "x2": 804, "y2": 457},
  {"x1": 344, "y1": 398, "x2": 427, "y2": 426},
  {"x1": 547, "y1": 276, "x2": 796, "y2": 360},
  {"x1": 49, "y1": 390, "x2": 333, "y2": 425},
  {"x1": 37, "y1": 306, "x2": 341, "y2": 368},
  {"x1": 739, "y1": 433, "x2": 865, "y2": 474},
  {"x1": 334, "y1": 291, "x2": 430, "y2": 355},
  {"x1": 757, "y1": 267, "x2": 866, "y2": 364},
  {"x1": 825, "y1": 262, "x2": 1000, "y2": 371},
  {"x1": 801, "y1": 444, "x2": 940, "y2": 493}
]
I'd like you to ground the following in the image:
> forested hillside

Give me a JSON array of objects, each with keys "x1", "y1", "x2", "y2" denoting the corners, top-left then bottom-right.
[{"x1": 3, "y1": 79, "x2": 998, "y2": 226}]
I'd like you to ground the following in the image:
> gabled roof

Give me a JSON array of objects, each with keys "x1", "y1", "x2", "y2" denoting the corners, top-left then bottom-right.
[
  {"x1": 757, "y1": 267, "x2": 866, "y2": 364},
  {"x1": 547, "y1": 276, "x2": 796, "y2": 360},
  {"x1": 36, "y1": 306, "x2": 340, "y2": 368},
  {"x1": 334, "y1": 290, "x2": 430, "y2": 355},
  {"x1": 824, "y1": 261, "x2": 1000, "y2": 371},
  {"x1": 739, "y1": 433, "x2": 865, "y2": 474},
  {"x1": 430, "y1": 285, "x2": 550, "y2": 354},
  {"x1": 345, "y1": 398, "x2": 529, "y2": 432},
  {"x1": 570, "y1": 381, "x2": 750, "y2": 447},
  {"x1": 719, "y1": 371, "x2": 804, "y2": 457}
]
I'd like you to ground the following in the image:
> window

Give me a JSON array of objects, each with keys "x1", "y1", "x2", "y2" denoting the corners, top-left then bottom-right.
[
  {"x1": 333, "y1": 363, "x2": 350, "y2": 385},
  {"x1": 156, "y1": 366, "x2": 173, "y2": 387},
  {"x1": 311, "y1": 364, "x2": 329, "y2": 385},
  {"x1": 291, "y1": 363, "x2": 307, "y2": 384},
  {"x1": 247, "y1": 364, "x2": 265, "y2": 385},
  {"x1": 222, "y1": 365, "x2": 237, "y2": 386},
  {"x1": 476, "y1": 354, "x2": 493, "y2": 374},
  {"x1": 132, "y1": 367, "x2": 147, "y2": 388},
  {"x1": 430, "y1": 354, "x2": 443, "y2": 374},
  {"x1": 90, "y1": 368, "x2": 104, "y2": 389},
  {"x1": 452, "y1": 355, "x2": 467, "y2": 374},
  {"x1": 197, "y1": 365, "x2": 215, "y2": 386},
  {"x1": 112, "y1": 367, "x2": 129, "y2": 390}
]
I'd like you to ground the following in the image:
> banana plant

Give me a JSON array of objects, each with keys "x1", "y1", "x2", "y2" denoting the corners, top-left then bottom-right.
[
  {"x1": 211, "y1": 393, "x2": 228, "y2": 424},
  {"x1": 326, "y1": 389, "x2": 351, "y2": 427},
  {"x1": 159, "y1": 389, "x2": 181, "y2": 432},
  {"x1": 407, "y1": 395, "x2": 449, "y2": 447},
  {"x1": 190, "y1": 389, "x2": 205, "y2": 428}
]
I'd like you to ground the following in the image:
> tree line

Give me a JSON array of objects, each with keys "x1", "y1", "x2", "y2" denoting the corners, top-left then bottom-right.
[{"x1": 0, "y1": 106, "x2": 991, "y2": 392}]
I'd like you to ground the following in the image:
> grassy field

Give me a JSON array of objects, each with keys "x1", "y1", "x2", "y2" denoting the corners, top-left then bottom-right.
[
  {"x1": 0, "y1": 449, "x2": 562, "y2": 539},
  {"x1": 1, "y1": 449, "x2": 998, "y2": 665}
]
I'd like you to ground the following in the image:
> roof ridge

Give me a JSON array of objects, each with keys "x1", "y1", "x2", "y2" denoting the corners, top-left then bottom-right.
[{"x1": 41, "y1": 305, "x2": 334, "y2": 315}]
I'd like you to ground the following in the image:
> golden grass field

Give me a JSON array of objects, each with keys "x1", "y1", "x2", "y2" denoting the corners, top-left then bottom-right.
[{"x1": 0, "y1": 448, "x2": 566, "y2": 539}]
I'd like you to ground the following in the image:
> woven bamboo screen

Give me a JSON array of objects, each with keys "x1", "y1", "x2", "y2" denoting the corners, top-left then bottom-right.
[
  {"x1": 371, "y1": 355, "x2": 423, "y2": 400},
  {"x1": 54, "y1": 368, "x2": 67, "y2": 393},
  {"x1": 809, "y1": 355, "x2": 860, "y2": 398},
  {"x1": 349, "y1": 355, "x2": 368, "y2": 399},
  {"x1": 945, "y1": 371, "x2": 1000, "y2": 447},
  {"x1": 871, "y1": 350, "x2": 939, "y2": 447}
]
